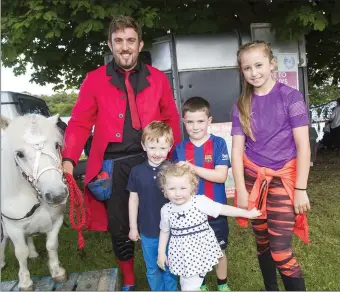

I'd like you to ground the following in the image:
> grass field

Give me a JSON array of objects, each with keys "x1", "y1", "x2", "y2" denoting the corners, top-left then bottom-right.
[{"x1": 1, "y1": 151, "x2": 340, "y2": 290}]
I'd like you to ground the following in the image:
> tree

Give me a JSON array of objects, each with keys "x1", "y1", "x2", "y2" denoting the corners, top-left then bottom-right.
[
  {"x1": 40, "y1": 91, "x2": 78, "y2": 116},
  {"x1": 307, "y1": 25, "x2": 340, "y2": 87},
  {"x1": 308, "y1": 84, "x2": 340, "y2": 106},
  {"x1": 2, "y1": 0, "x2": 339, "y2": 91}
]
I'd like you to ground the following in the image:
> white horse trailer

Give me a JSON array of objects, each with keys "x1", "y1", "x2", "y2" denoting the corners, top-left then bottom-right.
[
  {"x1": 105, "y1": 23, "x2": 309, "y2": 139},
  {"x1": 105, "y1": 23, "x2": 313, "y2": 193}
]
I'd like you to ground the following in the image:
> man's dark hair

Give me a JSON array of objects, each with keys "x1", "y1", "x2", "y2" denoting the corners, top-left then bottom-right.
[
  {"x1": 108, "y1": 15, "x2": 142, "y2": 43},
  {"x1": 337, "y1": 98, "x2": 340, "y2": 105},
  {"x1": 182, "y1": 96, "x2": 211, "y2": 117}
]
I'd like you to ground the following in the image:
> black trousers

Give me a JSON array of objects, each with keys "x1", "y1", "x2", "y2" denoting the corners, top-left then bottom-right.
[
  {"x1": 330, "y1": 125, "x2": 340, "y2": 149},
  {"x1": 103, "y1": 154, "x2": 146, "y2": 261}
]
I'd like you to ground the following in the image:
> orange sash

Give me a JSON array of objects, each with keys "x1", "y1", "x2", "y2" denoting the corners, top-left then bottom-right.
[{"x1": 234, "y1": 155, "x2": 309, "y2": 244}]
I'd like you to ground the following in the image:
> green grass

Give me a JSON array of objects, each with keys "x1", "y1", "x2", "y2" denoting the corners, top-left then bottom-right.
[{"x1": 2, "y1": 152, "x2": 340, "y2": 290}]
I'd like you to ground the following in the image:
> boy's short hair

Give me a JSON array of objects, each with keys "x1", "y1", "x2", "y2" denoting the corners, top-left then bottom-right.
[
  {"x1": 142, "y1": 121, "x2": 174, "y2": 145},
  {"x1": 182, "y1": 96, "x2": 211, "y2": 117}
]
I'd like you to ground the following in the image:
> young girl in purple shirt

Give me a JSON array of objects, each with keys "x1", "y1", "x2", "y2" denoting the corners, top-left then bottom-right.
[{"x1": 231, "y1": 41, "x2": 311, "y2": 291}]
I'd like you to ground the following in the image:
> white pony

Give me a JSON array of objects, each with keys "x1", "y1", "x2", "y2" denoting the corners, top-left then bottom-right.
[{"x1": 1, "y1": 114, "x2": 68, "y2": 290}]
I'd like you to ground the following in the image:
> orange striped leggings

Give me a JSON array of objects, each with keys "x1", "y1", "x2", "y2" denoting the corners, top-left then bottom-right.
[{"x1": 245, "y1": 168, "x2": 303, "y2": 278}]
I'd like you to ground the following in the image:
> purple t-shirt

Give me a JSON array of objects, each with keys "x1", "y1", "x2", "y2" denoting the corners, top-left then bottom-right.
[{"x1": 231, "y1": 82, "x2": 309, "y2": 170}]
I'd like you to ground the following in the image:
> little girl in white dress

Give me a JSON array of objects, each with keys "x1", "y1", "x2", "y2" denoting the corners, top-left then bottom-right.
[{"x1": 157, "y1": 163, "x2": 261, "y2": 291}]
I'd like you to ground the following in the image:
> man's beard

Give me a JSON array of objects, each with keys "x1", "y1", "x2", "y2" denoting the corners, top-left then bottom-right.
[{"x1": 114, "y1": 53, "x2": 137, "y2": 71}]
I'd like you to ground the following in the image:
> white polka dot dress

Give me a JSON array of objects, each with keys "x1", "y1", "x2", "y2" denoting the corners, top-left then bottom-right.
[{"x1": 166, "y1": 196, "x2": 223, "y2": 277}]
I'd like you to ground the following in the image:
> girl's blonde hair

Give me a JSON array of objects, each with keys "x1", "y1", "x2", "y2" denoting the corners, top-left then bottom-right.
[
  {"x1": 237, "y1": 41, "x2": 274, "y2": 141},
  {"x1": 158, "y1": 163, "x2": 199, "y2": 197}
]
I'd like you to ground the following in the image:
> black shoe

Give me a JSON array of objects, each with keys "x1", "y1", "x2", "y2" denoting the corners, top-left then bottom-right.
[
  {"x1": 258, "y1": 250, "x2": 279, "y2": 291},
  {"x1": 280, "y1": 274, "x2": 306, "y2": 291}
]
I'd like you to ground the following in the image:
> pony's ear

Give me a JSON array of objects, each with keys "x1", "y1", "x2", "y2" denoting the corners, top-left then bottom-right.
[
  {"x1": 0, "y1": 115, "x2": 10, "y2": 130},
  {"x1": 48, "y1": 114, "x2": 60, "y2": 124}
]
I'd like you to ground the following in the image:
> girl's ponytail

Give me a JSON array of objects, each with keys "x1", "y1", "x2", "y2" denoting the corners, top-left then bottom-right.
[
  {"x1": 237, "y1": 78, "x2": 255, "y2": 141},
  {"x1": 236, "y1": 41, "x2": 274, "y2": 141}
]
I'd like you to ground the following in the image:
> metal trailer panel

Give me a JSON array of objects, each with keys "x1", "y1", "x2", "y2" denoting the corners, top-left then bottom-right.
[
  {"x1": 298, "y1": 67, "x2": 306, "y2": 98},
  {"x1": 178, "y1": 68, "x2": 241, "y2": 123},
  {"x1": 165, "y1": 72, "x2": 174, "y2": 90},
  {"x1": 299, "y1": 66, "x2": 310, "y2": 115},
  {"x1": 150, "y1": 38, "x2": 172, "y2": 72},
  {"x1": 174, "y1": 33, "x2": 240, "y2": 71},
  {"x1": 168, "y1": 34, "x2": 185, "y2": 137}
]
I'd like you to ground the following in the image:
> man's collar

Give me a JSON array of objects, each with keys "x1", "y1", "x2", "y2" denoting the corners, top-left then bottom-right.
[{"x1": 106, "y1": 59, "x2": 151, "y2": 93}]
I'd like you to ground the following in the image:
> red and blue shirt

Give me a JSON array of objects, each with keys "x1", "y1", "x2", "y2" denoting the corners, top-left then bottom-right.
[{"x1": 172, "y1": 134, "x2": 231, "y2": 204}]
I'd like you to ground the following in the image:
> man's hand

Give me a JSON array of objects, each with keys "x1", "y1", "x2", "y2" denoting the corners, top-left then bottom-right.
[
  {"x1": 63, "y1": 161, "x2": 74, "y2": 175},
  {"x1": 294, "y1": 190, "x2": 311, "y2": 214},
  {"x1": 128, "y1": 228, "x2": 140, "y2": 241}
]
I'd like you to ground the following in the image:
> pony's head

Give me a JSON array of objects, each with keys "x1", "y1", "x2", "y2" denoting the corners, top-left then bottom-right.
[{"x1": 2, "y1": 114, "x2": 68, "y2": 205}]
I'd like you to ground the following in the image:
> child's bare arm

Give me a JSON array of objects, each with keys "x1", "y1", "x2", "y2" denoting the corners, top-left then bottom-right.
[
  {"x1": 157, "y1": 230, "x2": 170, "y2": 271},
  {"x1": 196, "y1": 195, "x2": 261, "y2": 219},
  {"x1": 178, "y1": 161, "x2": 228, "y2": 183},
  {"x1": 128, "y1": 192, "x2": 140, "y2": 241},
  {"x1": 232, "y1": 135, "x2": 249, "y2": 209},
  {"x1": 158, "y1": 230, "x2": 170, "y2": 254},
  {"x1": 293, "y1": 125, "x2": 311, "y2": 214},
  {"x1": 193, "y1": 164, "x2": 228, "y2": 183},
  {"x1": 219, "y1": 204, "x2": 261, "y2": 219}
]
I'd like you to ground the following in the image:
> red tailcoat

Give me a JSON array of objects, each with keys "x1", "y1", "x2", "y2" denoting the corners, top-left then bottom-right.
[{"x1": 62, "y1": 63, "x2": 181, "y2": 231}]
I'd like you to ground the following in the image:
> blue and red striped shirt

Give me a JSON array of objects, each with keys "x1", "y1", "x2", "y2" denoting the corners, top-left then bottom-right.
[{"x1": 172, "y1": 135, "x2": 231, "y2": 204}]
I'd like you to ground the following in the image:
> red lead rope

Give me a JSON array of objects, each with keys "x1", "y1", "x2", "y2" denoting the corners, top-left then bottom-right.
[{"x1": 65, "y1": 173, "x2": 86, "y2": 250}]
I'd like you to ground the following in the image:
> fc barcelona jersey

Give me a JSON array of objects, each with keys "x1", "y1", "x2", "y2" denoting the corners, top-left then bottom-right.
[{"x1": 172, "y1": 134, "x2": 231, "y2": 204}]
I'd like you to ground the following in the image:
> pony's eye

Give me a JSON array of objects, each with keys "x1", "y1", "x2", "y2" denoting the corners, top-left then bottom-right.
[
  {"x1": 55, "y1": 142, "x2": 61, "y2": 150},
  {"x1": 16, "y1": 151, "x2": 25, "y2": 158}
]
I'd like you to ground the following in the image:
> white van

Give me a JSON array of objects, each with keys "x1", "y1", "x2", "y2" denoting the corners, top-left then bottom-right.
[{"x1": 1, "y1": 91, "x2": 51, "y2": 120}]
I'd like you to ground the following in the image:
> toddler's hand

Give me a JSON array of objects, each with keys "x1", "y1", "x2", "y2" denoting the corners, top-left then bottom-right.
[
  {"x1": 128, "y1": 228, "x2": 140, "y2": 241},
  {"x1": 246, "y1": 207, "x2": 262, "y2": 219},
  {"x1": 177, "y1": 160, "x2": 195, "y2": 171},
  {"x1": 157, "y1": 253, "x2": 168, "y2": 271},
  {"x1": 176, "y1": 161, "x2": 187, "y2": 167}
]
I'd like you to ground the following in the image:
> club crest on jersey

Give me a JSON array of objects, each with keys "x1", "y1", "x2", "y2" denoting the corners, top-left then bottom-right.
[{"x1": 205, "y1": 154, "x2": 212, "y2": 163}]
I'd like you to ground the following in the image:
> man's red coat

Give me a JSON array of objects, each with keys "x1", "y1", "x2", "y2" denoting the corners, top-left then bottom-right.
[{"x1": 62, "y1": 63, "x2": 181, "y2": 231}]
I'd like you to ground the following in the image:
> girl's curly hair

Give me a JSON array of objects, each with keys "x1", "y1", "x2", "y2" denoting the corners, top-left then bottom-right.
[{"x1": 158, "y1": 162, "x2": 199, "y2": 197}]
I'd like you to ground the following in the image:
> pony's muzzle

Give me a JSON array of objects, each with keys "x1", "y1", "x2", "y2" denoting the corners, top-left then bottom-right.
[{"x1": 44, "y1": 186, "x2": 68, "y2": 205}]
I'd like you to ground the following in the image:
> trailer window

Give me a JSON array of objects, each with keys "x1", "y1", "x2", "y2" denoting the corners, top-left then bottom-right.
[{"x1": 18, "y1": 95, "x2": 50, "y2": 117}]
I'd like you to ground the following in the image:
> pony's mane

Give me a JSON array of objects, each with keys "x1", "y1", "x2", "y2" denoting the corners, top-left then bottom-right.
[{"x1": 9, "y1": 114, "x2": 63, "y2": 146}]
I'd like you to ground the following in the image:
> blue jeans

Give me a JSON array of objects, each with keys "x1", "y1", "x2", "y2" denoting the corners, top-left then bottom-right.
[{"x1": 140, "y1": 233, "x2": 178, "y2": 291}]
